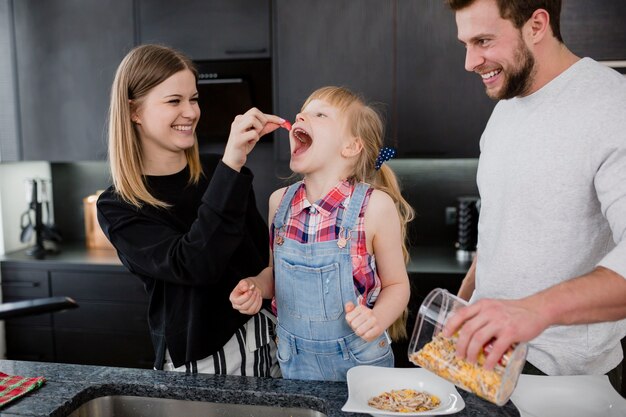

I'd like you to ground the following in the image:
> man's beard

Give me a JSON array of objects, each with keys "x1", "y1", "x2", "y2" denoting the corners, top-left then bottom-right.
[{"x1": 487, "y1": 36, "x2": 536, "y2": 100}]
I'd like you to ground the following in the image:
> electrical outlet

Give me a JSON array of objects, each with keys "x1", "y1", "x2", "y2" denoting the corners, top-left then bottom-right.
[{"x1": 445, "y1": 206, "x2": 457, "y2": 225}]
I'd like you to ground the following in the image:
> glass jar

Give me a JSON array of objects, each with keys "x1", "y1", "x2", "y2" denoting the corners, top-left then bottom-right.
[{"x1": 408, "y1": 288, "x2": 528, "y2": 406}]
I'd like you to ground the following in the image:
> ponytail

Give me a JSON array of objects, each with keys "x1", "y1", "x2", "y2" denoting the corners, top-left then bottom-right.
[
  {"x1": 371, "y1": 164, "x2": 414, "y2": 264},
  {"x1": 371, "y1": 164, "x2": 414, "y2": 341}
]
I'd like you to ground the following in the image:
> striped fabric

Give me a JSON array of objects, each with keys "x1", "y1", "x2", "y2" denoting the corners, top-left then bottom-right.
[
  {"x1": 163, "y1": 312, "x2": 280, "y2": 377},
  {"x1": 0, "y1": 372, "x2": 45, "y2": 407},
  {"x1": 271, "y1": 180, "x2": 382, "y2": 308}
]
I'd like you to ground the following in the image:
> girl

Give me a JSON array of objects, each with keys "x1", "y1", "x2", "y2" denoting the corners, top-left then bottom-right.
[
  {"x1": 230, "y1": 86, "x2": 414, "y2": 381},
  {"x1": 97, "y1": 44, "x2": 285, "y2": 376}
]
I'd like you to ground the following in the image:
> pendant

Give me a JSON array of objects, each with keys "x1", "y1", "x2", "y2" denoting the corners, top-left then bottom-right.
[
  {"x1": 337, "y1": 236, "x2": 347, "y2": 248},
  {"x1": 275, "y1": 235, "x2": 284, "y2": 246}
]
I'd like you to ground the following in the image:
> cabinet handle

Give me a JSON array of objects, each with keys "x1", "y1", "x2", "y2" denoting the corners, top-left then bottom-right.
[
  {"x1": 198, "y1": 78, "x2": 244, "y2": 85},
  {"x1": 224, "y1": 48, "x2": 267, "y2": 55},
  {"x1": 3, "y1": 281, "x2": 40, "y2": 288}
]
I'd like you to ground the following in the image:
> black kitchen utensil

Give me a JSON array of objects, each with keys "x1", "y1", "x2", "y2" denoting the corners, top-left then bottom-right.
[
  {"x1": 21, "y1": 178, "x2": 60, "y2": 259},
  {"x1": 19, "y1": 210, "x2": 34, "y2": 243},
  {"x1": 41, "y1": 180, "x2": 62, "y2": 243},
  {"x1": 41, "y1": 224, "x2": 62, "y2": 243}
]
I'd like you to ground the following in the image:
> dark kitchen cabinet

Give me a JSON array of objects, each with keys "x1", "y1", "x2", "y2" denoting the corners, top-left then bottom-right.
[
  {"x1": 396, "y1": 0, "x2": 495, "y2": 158},
  {"x1": 273, "y1": 0, "x2": 395, "y2": 163},
  {"x1": 273, "y1": 0, "x2": 491, "y2": 162},
  {"x1": 50, "y1": 270, "x2": 153, "y2": 368},
  {"x1": 12, "y1": 0, "x2": 134, "y2": 161},
  {"x1": 561, "y1": 0, "x2": 626, "y2": 61},
  {"x1": 1, "y1": 263, "x2": 153, "y2": 369},
  {"x1": 138, "y1": 0, "x2": 271, "y2": 60}
]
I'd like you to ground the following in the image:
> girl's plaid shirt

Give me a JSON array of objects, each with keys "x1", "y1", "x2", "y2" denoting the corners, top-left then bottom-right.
[{"x1": 270, "y1": 180, "x2": 381, "y2": 309}]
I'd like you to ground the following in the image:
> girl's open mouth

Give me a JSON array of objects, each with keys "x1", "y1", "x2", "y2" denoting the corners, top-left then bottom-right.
[{"x1": 292, "y1": 128, "x2": 312, "y2": 156}]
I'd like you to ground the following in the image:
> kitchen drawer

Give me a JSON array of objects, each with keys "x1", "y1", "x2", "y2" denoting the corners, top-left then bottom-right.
[
  {"x1": 5, "y1": 326, "x2": 55, "y2": 362},
  {"x1": 55, "y1": 328, "x2": 153, "y2": 369},
  {"x1": 51, "y1": 270, "x2": 147, "y2": 303},
  {"x1": 54, "y1": 301, "x2": 148, "y2": 333},
  {"x1": 1, "y1": 268, "x2": 49, "y2": 298}
]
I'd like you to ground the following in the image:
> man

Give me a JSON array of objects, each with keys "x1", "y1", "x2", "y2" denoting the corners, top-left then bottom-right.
[{"x1": 441, "y1": 0, "x2": 626, "y2": 391}]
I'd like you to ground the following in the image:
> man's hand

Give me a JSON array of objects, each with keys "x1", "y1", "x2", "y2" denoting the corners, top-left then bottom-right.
[{"x1": 442, "y1": 298, "x2": 549, "y2": 369}]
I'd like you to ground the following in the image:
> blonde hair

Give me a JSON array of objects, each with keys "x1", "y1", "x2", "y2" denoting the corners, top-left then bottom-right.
[
  {"x1": 108, "y1": 44, "x2": 202, "y2": 208},
  {"x1": 303, "y1": 86, "x2": 415, "y2": 340}
]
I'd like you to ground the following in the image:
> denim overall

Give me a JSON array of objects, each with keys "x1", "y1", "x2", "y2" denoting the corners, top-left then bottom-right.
[{"x1": 273, "y1": 182, "x2": 394, "y2": 381}]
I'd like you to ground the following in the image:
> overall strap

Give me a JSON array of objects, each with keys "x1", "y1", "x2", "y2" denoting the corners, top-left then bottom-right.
[
  {"x1": 340, "y1": 182, "x2": 370, "y2": 232},
  {"x1": 273, "y1": 181, "x2": 302, "y2": 229}
]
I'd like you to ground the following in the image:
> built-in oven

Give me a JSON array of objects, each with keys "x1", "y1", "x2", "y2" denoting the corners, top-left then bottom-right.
[{"x1": 194, "y1": 58, "x2": 272, "y2": 152}]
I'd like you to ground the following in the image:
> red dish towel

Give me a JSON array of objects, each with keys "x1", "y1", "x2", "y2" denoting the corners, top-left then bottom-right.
[{"x1": 0, "y1": 372, "x2": 46, "y2": 407}]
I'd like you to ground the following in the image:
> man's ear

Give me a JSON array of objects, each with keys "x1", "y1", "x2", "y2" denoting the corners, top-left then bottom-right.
[
  {"x1": 526, "y1": 8, "x2": 550, "y2": 44},
  {"x1": 341, "y1": 137, "x2": 364, "y2": 158}
]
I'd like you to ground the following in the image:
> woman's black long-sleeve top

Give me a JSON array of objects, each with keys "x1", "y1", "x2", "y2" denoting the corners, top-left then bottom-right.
[{"x1": 96, "y1": 154, "x2": 269, "y2": 369}]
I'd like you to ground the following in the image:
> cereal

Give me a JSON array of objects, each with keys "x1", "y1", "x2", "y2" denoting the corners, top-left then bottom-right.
[
  {"x1": 368, "y1": 389, "x2": 441, "y2": 413},
  {"x1": 409, "y1": 332, "x2": 512, "y2": 404}
]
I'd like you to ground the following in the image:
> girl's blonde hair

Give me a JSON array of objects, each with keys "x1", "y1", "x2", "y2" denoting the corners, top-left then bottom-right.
[
  {"x1": 108, "y1": 44, "x2": 202, "y2": 208},
  {"x1": 303, "y1": 86, "x2": 416, "y2": 340}
]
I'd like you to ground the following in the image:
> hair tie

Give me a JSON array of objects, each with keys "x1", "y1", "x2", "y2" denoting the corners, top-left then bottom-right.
[{"x1": 375, "y1": 146, "x2": 397, "y2": 170}]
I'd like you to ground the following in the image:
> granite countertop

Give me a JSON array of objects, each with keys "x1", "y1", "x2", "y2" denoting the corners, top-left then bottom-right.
[
  {"x1": 1, "y1": 243, "x2": 472, "y2": 275},
  {"x1": 0, "y1": 360, "x2": 520, "y2": 417}
]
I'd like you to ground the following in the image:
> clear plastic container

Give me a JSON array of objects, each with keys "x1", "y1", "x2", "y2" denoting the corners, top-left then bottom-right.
[{"x1": 408, "y1": 288, "x2": 528, "y2": 406}]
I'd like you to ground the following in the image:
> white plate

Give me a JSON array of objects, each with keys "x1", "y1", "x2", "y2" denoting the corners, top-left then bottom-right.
[
  {"x1": 341, "y1": 365, "x2": 465, "y2": 416},
  {"x1": 510, "y1": 374, "x2": 626, "y2": 417}
]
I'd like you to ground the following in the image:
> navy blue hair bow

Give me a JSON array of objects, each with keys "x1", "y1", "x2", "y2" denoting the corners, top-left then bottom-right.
[{"x1": 375, "y1": 146, "x2": 397, "y2": 170}]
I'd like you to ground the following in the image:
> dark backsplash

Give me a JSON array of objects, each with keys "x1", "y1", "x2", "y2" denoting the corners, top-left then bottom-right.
[
  {"x1": 387, "y1": 159, "x2": 479, "y2": 247},
  {"x1": 51, "y1": 155, "x2": 478, "y2": 248},
  {"x1": 50, "y1": 161, "x2": 113, "y2": 243}
]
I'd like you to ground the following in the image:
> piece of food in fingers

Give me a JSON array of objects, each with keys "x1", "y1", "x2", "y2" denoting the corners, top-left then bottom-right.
[{"x1": 280, "y1": 120, "x2": 292, "y2": 131}]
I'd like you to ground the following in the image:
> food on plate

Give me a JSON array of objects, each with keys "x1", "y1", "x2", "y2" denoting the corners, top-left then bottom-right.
[
  {"x1": 409, "y1": 332, "x2": 516, "y2": 403},
  {"x1": 368, "y1": 388, "x2": 441, "y2": 413}
]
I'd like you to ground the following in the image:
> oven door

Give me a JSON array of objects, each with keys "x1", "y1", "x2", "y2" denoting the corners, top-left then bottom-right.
[{"x1": 194, "y1": 58, "x2": 272, "y2": 151}]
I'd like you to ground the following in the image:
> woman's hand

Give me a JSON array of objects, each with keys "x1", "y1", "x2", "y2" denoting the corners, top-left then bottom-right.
[
  {"x1": 345, "y1": 302, "x2": 385, "y2": 342},
  {"x1": 222, "y1": 108, "x2": 285, "y2": 171},
  {"x1": 229, "y1": 278, "x2": 263, "y2": 315}
]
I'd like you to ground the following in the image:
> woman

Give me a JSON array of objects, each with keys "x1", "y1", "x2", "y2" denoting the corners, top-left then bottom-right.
[{"x1": 97, "y1": 44, "x2": 285, "y2": 375}]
